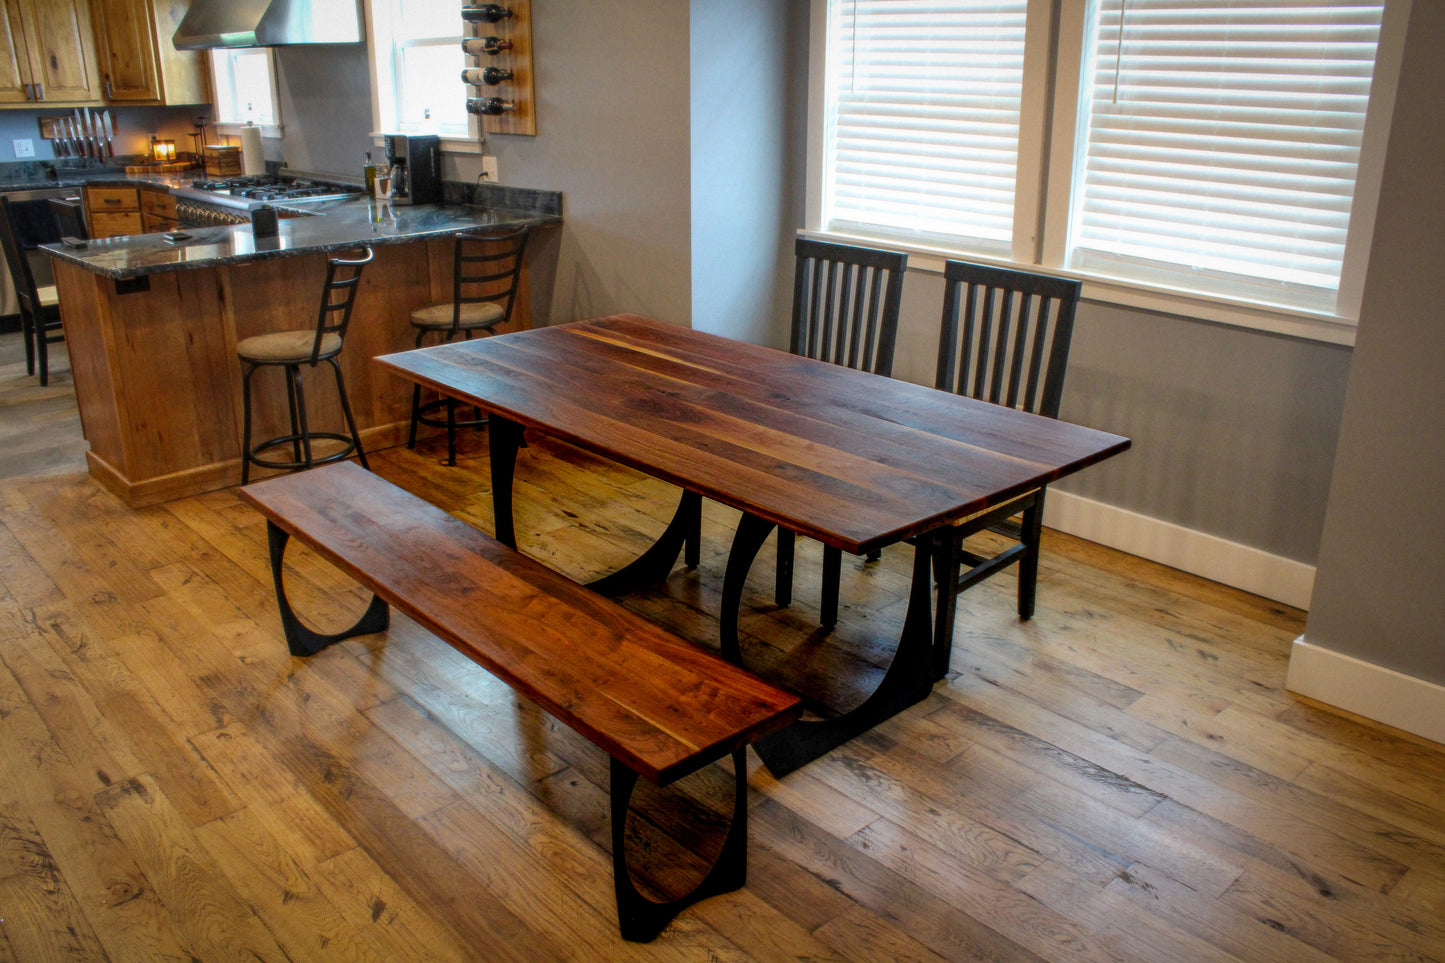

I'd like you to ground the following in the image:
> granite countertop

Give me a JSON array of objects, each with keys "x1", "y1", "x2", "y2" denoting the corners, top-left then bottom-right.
[{"x1": 42, "y1": 198, "x2": 560, "y2": 280}]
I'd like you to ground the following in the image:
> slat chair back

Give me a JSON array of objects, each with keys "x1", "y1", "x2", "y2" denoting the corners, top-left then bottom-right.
[
  {"x1": 775, "y1": 237, "x2": 908, "y2": 627},
  {"x1": 929, "y1": 260, "x2": 1084, "y2": 677},
  {"x1": 309, "y1": 246, "x2": 374, "y2": 364},
  {"x1": 792, "y1": 237, "x2": 907, "y2": 376},
  {"x1": 0, "y1": 195, "x2": 63, "y2": 385},
  {"x1": 448, "y1": 225, "x2": 530, "y2": 335},
  {"x1": 936, "y1": 260, "x2": 1081, "y2": 417}
]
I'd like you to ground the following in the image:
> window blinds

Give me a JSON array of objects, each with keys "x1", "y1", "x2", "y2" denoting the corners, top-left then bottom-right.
[
  {"x1": 825, "y1": 1, "x2": 1028, "y2": 252},
  {"x1": 1069, "y1": 0, "x2": 1385, "y2": 307}
]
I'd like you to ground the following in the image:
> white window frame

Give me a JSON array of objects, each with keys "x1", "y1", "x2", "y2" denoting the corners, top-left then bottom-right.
[
  {"x1": 208, "y1": 48, "x2": 283, "y2": 139},
  {"x1": 806, "y1": 0, "x2": 1412, "y2": 346},
  {"x1": 363, "y1": 0, "x2": 483, "y2": 153}
]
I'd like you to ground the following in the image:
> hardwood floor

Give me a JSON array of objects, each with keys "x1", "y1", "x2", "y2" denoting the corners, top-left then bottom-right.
[{"x1": 2, "y1": 367, "x2": 1444, "y2": 961}]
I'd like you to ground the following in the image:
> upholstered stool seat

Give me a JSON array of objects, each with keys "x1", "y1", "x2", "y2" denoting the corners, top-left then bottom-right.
[
  {"x1": 238, "y1": 330, "x2": 344, "y2": 364},
  {"x1": 407, "y1": 225, "x2": 530, "y2": 465},
  {"x1": 409, "y1": 299, "x2": 505, "y2": 331},
  {"x1": 240, "y1": 247, "x2": 374, "y2": 484}
]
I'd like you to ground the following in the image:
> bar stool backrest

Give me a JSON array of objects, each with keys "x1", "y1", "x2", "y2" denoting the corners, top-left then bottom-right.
[
  {"x1": 449, "y1": 225, "x2": 530, "y2": 334},
  {"x1": 310, "y1": 246, "x2": 375, "y2": 364},
  {"x1": 0, "y1": 196, "x2": 43, "y2": 323}
]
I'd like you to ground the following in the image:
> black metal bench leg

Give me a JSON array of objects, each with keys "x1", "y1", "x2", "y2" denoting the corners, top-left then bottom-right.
[
  {"x1": 610, "y1": 749, "x2": 748, "y2": 942},
  {"x1": 265, "y1": 521, "x2": 390, "y2": 656}
]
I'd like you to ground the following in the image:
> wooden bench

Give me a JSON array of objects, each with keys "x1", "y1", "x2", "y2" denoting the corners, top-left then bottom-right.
[{"x1": 239, "y1": 461, "x2": 801, "y2": 942}]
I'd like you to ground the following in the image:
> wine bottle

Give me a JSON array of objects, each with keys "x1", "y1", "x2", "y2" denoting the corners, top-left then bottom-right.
[
  {"x1": 461, "y1": 36, "x2": 512, "y2": 56},
  {"x1": 461, "y1": 4, "x2": 511, "y2": 23},
  {"x1": 465, "y1": 98, "x2": 516, "y2": 116},
  {"x1": 461, "y1": 67, "x2": 514, "y2": 86}
]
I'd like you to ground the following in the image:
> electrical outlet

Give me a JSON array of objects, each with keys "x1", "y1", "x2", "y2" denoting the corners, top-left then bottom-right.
[
  {"x1": 12, "y1": 139, "x2": 34, "y2": 158},
  {"x1": 481, "y1": 156, "x2": 500, "y2": 183}
]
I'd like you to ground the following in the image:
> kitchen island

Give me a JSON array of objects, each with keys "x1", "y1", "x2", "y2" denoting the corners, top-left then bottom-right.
[{"x1": 45, "y1": 194, "x2": 560, "y2": 506}]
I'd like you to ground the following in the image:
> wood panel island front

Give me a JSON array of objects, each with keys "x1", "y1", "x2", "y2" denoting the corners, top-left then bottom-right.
[{"x1": 45, "y1": 192, "x2": 560, "y2": 506}]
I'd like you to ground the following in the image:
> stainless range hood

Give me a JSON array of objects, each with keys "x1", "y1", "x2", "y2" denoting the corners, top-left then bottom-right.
[{"x1": 173, "y1": 0, "x2": 364, "y2": 49}]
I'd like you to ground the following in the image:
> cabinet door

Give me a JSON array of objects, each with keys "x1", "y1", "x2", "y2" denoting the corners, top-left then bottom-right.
[
  {"x1": 0, "y1": 1, "x2": 34, "y2": 105},
  {"x1": 16, "y1": 0, "x2": 101, "y2": 104},
  {"x1": 93, "y1": 0, "x2": 207, "y2": 104}
]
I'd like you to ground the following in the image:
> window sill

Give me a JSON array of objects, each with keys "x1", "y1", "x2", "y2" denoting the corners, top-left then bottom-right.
[
  {"x1": 805, "y1": 229, "x2": 1359, "y2": 348},
  {"x1": 215, "y1": 122, "x2": 283, "y2": 140}
]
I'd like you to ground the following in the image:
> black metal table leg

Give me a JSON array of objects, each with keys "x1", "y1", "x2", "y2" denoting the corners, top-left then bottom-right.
[
  {"x1": 265, "y1": 522, "x2": 390, "y2": 656},
  {"x1": 487, "y1": 415, "x2": 526, "y2": 549},
  {"x1": 744, "y1": 538, "x2": 936, "y2": 777},
  {"x1": 589, "y1": 491, "x2": 702, "y2": 597},
  {"x1": 610, "y1": 749, "x2": 748, "y2": 942},
  {"x1": 719, "y1": 512, "x2": 778, "y2": 665}
]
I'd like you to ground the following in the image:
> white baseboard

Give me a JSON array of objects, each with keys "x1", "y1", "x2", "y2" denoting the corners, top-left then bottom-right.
[
  {"x1": 1043, "y1": 489, "x2": 1316, "y2": 610},
  {"x1": 1286, "y1": 638, "x2": 1445, "y2": 746}
]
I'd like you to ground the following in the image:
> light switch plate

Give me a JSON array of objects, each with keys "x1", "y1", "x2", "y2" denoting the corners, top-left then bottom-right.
[{"x1": 12, "y1": 139, "x2": 34, "y2": 158}]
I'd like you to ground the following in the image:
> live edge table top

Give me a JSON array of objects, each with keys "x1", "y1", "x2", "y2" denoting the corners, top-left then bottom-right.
[{"x1": 376, "y1": 314, "x2": 1131, "y2": 556}]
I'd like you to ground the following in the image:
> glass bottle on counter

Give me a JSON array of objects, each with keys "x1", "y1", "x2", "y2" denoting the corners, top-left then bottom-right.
[{"x1": 363, "y1": 152, "x2": 378, "y2": 198}]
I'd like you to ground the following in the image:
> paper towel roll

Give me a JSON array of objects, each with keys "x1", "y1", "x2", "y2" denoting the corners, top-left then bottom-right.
[{"x1": 240, "y1": 125, "x2": 265, "y2": 176}]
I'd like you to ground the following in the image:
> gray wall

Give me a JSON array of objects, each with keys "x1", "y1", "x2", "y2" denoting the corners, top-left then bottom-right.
[
  {"x1": 688, "y1": 0, "x2": 799, "y2": 345},
  {"x1": 1303, "y1": 2, "x2": 1445, "y2": 686}
]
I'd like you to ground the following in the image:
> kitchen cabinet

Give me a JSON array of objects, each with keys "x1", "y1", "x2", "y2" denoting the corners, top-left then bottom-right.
[
  {"x1": 0, "y1": 0, "x2": 103, "y2": 105},
  {"x1": 83, "y1": 184, "x2": 141, "y2": 238},
  {"x1": 90, "y1": 0, "x2": 208, "y2": 105},
  {"x1": 138, "y1": 186, "x2": 176, "y2": 232}
]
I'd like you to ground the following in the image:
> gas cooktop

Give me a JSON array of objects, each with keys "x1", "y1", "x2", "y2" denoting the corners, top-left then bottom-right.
[{"x1": 179, "y1": 176, "x2": 364, "y2": 210}]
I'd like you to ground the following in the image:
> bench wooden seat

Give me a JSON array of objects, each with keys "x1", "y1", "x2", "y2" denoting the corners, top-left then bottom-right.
[{"x1": 239, "y1": 461, "x2": 802, "y2": 942}]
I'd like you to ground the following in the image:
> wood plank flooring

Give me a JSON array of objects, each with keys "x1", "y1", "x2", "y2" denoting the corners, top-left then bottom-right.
[{"x1": 3, "y1": 343, "x2": 1444, "y2": 961}]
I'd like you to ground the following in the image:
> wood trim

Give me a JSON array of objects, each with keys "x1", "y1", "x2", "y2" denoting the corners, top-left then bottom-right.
[
  {"x1": 1287, "y1": 637, "x2": 1445, "y2": 746},
  {"x1": 1044, "y1": 487, "x2": 1316, "y2": 610}
]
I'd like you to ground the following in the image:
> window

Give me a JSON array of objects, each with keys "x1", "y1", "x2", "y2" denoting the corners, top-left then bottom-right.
[
  {"x1": 208, "y1": 48, "x2": 281, "y2": 136},
  {"x1": 812, "y1": 0, "x2": 1403, "y2": 329},
  {"x1": 367, "y1": 0, "x2": 472, "y2": 141}
]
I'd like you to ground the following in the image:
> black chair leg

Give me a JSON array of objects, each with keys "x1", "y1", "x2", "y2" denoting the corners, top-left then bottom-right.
[
  {"x1": 291, "y1": 365, "x2": 314, "y2": 470},
  {"x1": 35, "y1": 313, "x2": 50, "y2": 387},
  {"x1": 407, "y1": 383, "x2": 423, "y2": 449},
  {"x1": 774, "y1": 529, "x2": 795, "y2": 607},
  {"x1": 329, "y1": 358, "x2": 369, "y2": 470},
  {"x1": 1016, "y1": 498, "x2": 1044, "y2": 620},
  {"x1": 20, "y1": 310, "x2": 35, "y2": 376},
  {"x1": 821, "y1": 545, "x2": 841, "y2": 627},
  {"x1": 932, "y1": 531, "x2": 962, "y2": 680},
  {"x1": 241, "y1": 364, "x2": 257, "y2": 484},
  {"x1": 445, "y1": 398, "x2": 458, "y2": 466}
]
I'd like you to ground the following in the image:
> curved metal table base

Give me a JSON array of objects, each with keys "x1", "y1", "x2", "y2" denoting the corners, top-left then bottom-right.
[
  {"x1": 721, "y1": 513, "x2": 937, "y2": 777},
  {"x1": 265, "y1": 522, "x2": 391, "y2": 656},
  {"x1": 610, "y1": 749, "x2": 748, "y2": 941}
]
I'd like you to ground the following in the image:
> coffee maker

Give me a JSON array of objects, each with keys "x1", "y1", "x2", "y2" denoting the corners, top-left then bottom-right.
[{"x1": 383, "y1": 134, "x2": 442, "y2": 205}]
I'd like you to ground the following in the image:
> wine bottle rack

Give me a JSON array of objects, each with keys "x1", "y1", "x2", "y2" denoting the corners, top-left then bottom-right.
[{"x1": 463, "y1": 1, "x2": 536, "y2": 136}]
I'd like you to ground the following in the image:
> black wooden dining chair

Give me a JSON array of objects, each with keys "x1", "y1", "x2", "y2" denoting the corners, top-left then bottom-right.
[
  {"x1": 0, "y1": 195, "x2": 64, "y2": 386},
  {"x1": 406, "y1": 225, "x2": 530, "y2": 465},
  {"x1": 929, "y1": 259, "x2": 1081, "y2": 677},
  {"x1": 776, "y1": 237, "x2": 907, "y2": 626}
]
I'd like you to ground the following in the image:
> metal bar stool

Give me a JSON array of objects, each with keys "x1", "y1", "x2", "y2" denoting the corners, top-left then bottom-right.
[
  {"x1": 0, "y1": 196, "x2": 64, "y2": 386},
  {"x1": 407, "y1": 225, "x2": 529, "y2": 465},
  {"x1": 239, "y1": 247, "x2": 374, "y2": 484}
]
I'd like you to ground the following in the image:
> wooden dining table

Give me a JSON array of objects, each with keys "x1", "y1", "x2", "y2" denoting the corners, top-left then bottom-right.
[{"x1": 376, "y1": 313, "x2": 1130, "y2": 774}]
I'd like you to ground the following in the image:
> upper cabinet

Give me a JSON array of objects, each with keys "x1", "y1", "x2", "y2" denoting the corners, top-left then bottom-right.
[
  {"x1": 0, "y1": 0, "x2": 103, "y2": 105},
  {"x1": 90, "y1": 0, "x2": 208, "y2": 104}
]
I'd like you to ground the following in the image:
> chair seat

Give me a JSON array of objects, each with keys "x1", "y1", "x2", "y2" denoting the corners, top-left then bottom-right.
[
  {"x1": 410, "y1": 300, "x2": 505, "y2": 331},
  {"x1": 237, "y1": 330, "x2": 341, "y2": 364},
  {"x1": 38, "y1": 284, "x2": 58, "y2": 308}
]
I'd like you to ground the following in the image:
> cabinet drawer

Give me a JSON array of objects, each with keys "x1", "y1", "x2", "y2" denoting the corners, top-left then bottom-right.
[
  {"x1": 90, "y1": 211, "x2": 144, "y2": 238},
  {"x1": 86, "y1": 186, "x2": 140, "y2": 212},
  {"x1": 141, "y1": 212, "x2": 179, "y2": 234},
  {"x1": 140, "y1": 190, "x2": 177, "y2": 218}
]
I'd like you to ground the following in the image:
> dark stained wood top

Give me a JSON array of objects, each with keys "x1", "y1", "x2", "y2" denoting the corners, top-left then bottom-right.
[
  {"x1": 240, "y1": 461, "x2": 802, "y2": 785},
  {"x1": 377, "y1": 314, "x2": 1131, "y2": 555}
]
